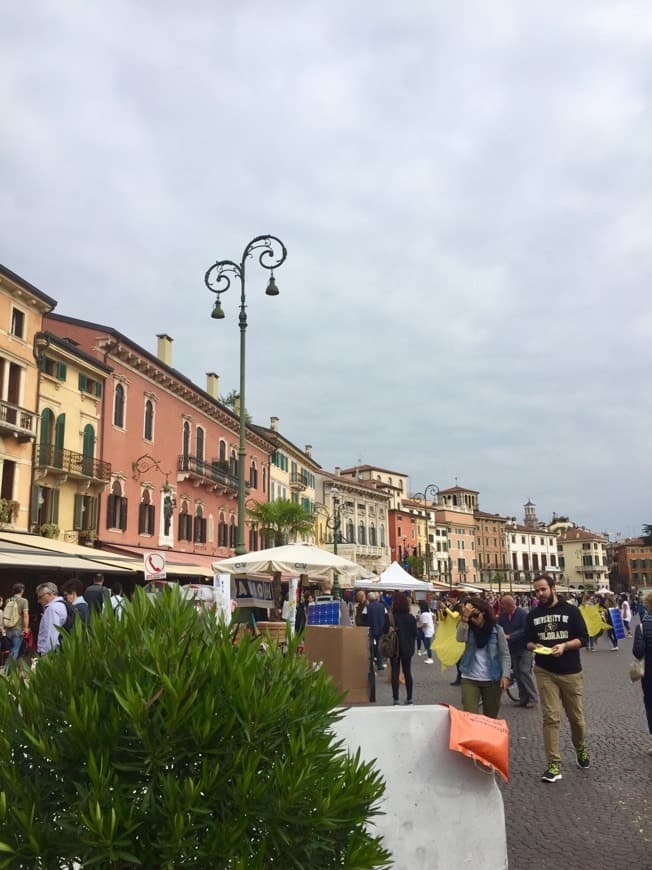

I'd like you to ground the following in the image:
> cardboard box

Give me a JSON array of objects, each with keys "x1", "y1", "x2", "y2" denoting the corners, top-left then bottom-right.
[{"x1": 303, "y1": 625, "x2": 370, "y2": 704}]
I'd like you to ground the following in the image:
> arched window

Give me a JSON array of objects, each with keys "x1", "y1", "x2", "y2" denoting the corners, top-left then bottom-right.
[
  {"x1": 346, "y1": 518, "x2": 355, "y2": 544},
  {"x1": 196, "y1": 427, "x2": 205, "y2": 463},
  {"x1": 370, "y1": 523, "x2": 377, "y2": 546},
  {"x1": 230, "y1": 449, "x2": 237, "y2": 477},
  {"x1": 207, "y1": 514, "x2": 214, "y2": 543},
  {"x1": 182, "y1": 421, "x2": 190, "y2": 461},
  {"x1": 178, "y1": 501, "x2": 192, "y2": 541},
  {"x1": 229, "y1": 516, "x2": 237, "y2": 549},
  {"x1": 40, "y1": 408, "x2": 54, "y2": 448},
  {"x1": 358, "y1": 522, "x2": 366, "y2": 545},
  {"x1": 249, "y1": 460, "x2": 258, "y2": 489},
  {"x1": 380, "y1": 524, "x2": 386, "y2": 547},
  {"x1": 218, "y1": 511, "x2": 227, "y2": 547},
  {"x1": 113, "y1": 383, "x2": 125, "y2": 428},
  {"x1": 193, "y1": 505, "x2": 206, "y2": 543},
  {"x1": 219, "y1": 440, "x2": 226, "y2": 463},
  {"x1": 262, "y1": 466, "x2": 267, "y2": 494},
  {"x1": 249, "y1": 526, "x2": 259, "y2": 551},
  {"x1": 107, "y1": 479, "x2": 127, "y2": 531},
  {"x1": 144, "y1": 399, "x2": 154, "y2": 441},
  {"x1": 138, "y1": 489, "x2": 155, "y2": 535}
]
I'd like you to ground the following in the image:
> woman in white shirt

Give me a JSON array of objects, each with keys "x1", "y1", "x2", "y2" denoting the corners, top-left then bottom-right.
[
  {"x1": 417, "y1": 601, "x2": 435, "y2": 663},
  {"x1": 621, "y1": 595, "x2": 632, "y2": 638}
]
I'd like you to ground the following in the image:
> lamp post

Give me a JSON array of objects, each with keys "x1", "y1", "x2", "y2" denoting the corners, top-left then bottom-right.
[
  {"x1": 315, "y1": 487, "x2": 347, "y2": 555},
  {"x1": 413, "y1": 484, "x2": 439, "y2": 580},
  {"x1": 205, "y1": 235, "x2": 287, "y2": 555}
]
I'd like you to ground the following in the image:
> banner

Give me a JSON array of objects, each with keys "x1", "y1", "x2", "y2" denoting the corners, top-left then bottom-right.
[
  {"x1": 578, "y1": 604, "x2": 603, "y2": 638},
  {"x1": 284, "y1": 577, "x2": 298, "y2": 634},
  {"x1": 608, "y1": 607, "x2": 626, "y2": 640},
  {"x1": 213, "y1": 573, "x2": 232, "y2": 623},
  {"x1": 234, "y1": 577, "x2": 274, "y2": 609}
]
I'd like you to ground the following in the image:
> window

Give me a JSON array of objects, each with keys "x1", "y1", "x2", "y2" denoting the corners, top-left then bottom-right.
[
  {"x1": 138, "y1": 490, "x2": 155, "y2": 535},
  {"x1": 250, "y1": 460, "x2": 258, "y2": 489},
  {"x1": 358, "y1": 522, "x2": 366, "y2": 545},
  {"x1": 10, "y1": 308, "x2": 24, "y2": 339},
  {"x1": 114, "y1": 383, "x2": 125, "y2": 427},
  {"x1": 230, "y1": 449, "x2": 237, "y2": 477},
  {"x1": 39, "y1": 356, "x2": 67, "y2": 381},
  {"x1": 178, "y1": 502, "x2": 192, "y2": 541},
  {"x1": 32, "y1": 485, "x2": 60, "y2": 528},
  {"x1": 262, "y1": 466, "x2": 267, "y2": 494},
  {"x1": 229, "y1": 517, "x2": 237, "y2": 549},
  {"x1": 182, "y1": 421, "x2": 190, "y2": 460},
  {"x1": 1, "y1": 459, "x2": 15, "y2": 502},
  {"x1": 217, "y1": 512, "x2": 227, "y2": 547},
  {"x1": 346, "y1": 519, "x2": 355, "y2": 543},
  {"x1": 106, "y1": 480, "x2": 128, "y2": 531},
  {"x1": 457, "y1": 558, "x2": 466, "y2": 572},
  {"x1": 73, "y1": 494, "x2": 98, "y2": 531},
  {"x1": 196, "y1": 427, "x2": 205, "y2": 462},
  {"x1": 370, "y1": 523, "x2": 377, "y2": 546},
  {"x1": 193, "y1": 506, "x2": 207, "y2": 543},
  {"x1": 78, "y1": 373, "x2": 102, "y2": 398},
  {"x1": 219, "y1": 440, "x2": 226, "y2": 462},
  {"x1": 380, "y1": 524, "x2": 386, "y2": 547},
  {"x1": 249, "y1": 527, "x2": 259, "y2": 551},
  {"x1": 144, "y1": 399, "x2": 154, "y2": 441}
]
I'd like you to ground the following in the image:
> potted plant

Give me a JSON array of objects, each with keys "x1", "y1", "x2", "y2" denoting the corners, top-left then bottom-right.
[
  {"x1": 0, "y1": 498, "x2": 19, "y2": 525},
  {"x1": 39, "y1": 523, "x2": 60, "y2": 539}
]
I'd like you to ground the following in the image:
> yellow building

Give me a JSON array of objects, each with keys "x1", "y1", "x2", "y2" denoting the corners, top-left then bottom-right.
[
  {"x1": 32, "y1": 332, "x2": 112, "y2": 542},
  {"x1": 0, "y1": 265, "x2": 56, "y2": 531},
  {"x1": 435, "y1": 485, "x2": 480, "y2": 586},
  {"x1": 557, "y1": 527, "x2": 609, "y2": 591}
]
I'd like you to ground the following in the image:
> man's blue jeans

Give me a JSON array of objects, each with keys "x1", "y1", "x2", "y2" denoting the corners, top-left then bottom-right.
[{"x1": 5, "y1": 629, "x2": 23, "y2": 672}]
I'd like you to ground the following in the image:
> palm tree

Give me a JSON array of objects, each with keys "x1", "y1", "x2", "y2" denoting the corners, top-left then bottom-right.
[
  {"x1": 247, "y1": 498, "x2": 314, "y2": 547},
  {"x1": 247, "y1": 499, "x2": 315, "y2": 615}
]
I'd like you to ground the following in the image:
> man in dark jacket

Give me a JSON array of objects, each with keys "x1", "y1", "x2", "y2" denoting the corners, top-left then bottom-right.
[
  {"x1": 366, "y1": 592, "x2": 389, "y2": 670},
  {"x1": 525, "y1": 574, "x2": 590, "y2": 784},
  {"x1": 499, "y1": 594, "x2": 538, "y2": 708},
  {"x1": 84, "y1": 573, "x2": 110, "y2": 616}
]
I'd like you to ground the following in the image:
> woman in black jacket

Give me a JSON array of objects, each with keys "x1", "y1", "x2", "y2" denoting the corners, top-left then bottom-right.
[
  {"x1": 633, "y1": 589, "x2": 652, "y2": 754},
  {"x1": 390, "y1": 592, "x2": 418, "y2": 706}
]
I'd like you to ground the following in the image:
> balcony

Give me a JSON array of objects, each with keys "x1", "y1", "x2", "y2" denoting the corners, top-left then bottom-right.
[
  {"x1": 577, "y1": 563, "x2": 607, "y2": 573},
  {"x1": 289, "y1": 470, "x2": 308, "y2": 491},
  {"x1": 0, "y1": 400, "x2": 36, "y2": 441},
  {"x1": 35, "y1": 444, "x2": 111, "y2": 482},
  {"x1": 177, "y1": 455, "x2": 241, "y2": 493}
]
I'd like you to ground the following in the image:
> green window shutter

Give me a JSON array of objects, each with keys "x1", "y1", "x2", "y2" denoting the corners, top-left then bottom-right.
[
  {"x1": 30, "y1": 485, "x2": 41, "y2": 526},
  {"x1": 50, "y1": 489, "x2": 60, "y2": 524},
  {"x1": 106, "y1": 494, "x2": 115, "y2": 529},
  {"x1": 88, "y1": 496, "x2": 98, "y2": 530},
  {"x1": 78, "y1": 373, "x2": 88, "y2": 392},
  {"x1": 119, "y1": 497, "x2": 128, "y2": 531},
  {"x1": 95, "y1": 381, "x2": 102, "y2": 398},
  {"x1": 73, "y1": 494, "x2": 83, "y2": 530},
  {"x1": 56, "y1": 362, "x2": 67, "y2": 381}
]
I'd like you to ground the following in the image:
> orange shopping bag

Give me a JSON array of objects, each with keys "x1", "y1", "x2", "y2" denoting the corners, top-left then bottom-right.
[{"x1": 445, "y1": 704, "x2": 509, "y2": 782}]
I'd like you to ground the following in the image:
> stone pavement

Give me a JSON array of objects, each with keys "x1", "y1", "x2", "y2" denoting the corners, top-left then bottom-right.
[{"x1": 369, "y1": 636, "x2": 651, "y2": 869}]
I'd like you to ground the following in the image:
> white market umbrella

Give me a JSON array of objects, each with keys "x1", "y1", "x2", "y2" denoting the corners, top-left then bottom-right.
[
  {"x1": 212, "y1": 542, "x2": 372, "y2": 580},
  {"x1": 355, "y1": 561, "x2": 434, "y2": 591}
]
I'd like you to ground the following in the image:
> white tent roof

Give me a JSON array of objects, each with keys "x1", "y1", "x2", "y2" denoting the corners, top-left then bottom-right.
[
  {"x1": 355, "y1": 561, "x2": 433, "y2": 591},
  {"x1": 212, "y1": 543, "x2": 372, "y2": 581}
]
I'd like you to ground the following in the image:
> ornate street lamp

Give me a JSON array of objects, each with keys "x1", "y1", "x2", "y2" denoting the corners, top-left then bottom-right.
[
  {"x1": 315, "y1": 487, "x2": 348, "y2": 555},
  {"x1": 413, "y1": 484, "x2": 439, "y2": 580},
  {"x1": 205, "y1": 235, "x2": 287, "y2": 555}
]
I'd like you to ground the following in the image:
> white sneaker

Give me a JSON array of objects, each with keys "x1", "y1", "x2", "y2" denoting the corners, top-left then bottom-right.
[{"x1": 424, "y1": 658, "x2": 433, "y2": 664}]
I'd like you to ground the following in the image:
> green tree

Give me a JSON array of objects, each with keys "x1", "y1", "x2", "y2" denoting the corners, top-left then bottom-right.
[
  {"x1": 219, "y1": 389, "x2": 252, "y2": 424},
  {"x1": 247, "y1": 498, "x2": 314, "y2": 547},
  {"x1": 0, "y1": 588, "x2": 390, "y2": 869}
]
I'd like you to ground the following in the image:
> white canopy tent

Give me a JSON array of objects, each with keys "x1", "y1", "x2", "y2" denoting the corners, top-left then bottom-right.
[
  {"x1": 212, "y1": 542, "x2": 372, "y2": 584},
  {"x1": 354, "y1": 561, "x2": 434, "y2": 592}
]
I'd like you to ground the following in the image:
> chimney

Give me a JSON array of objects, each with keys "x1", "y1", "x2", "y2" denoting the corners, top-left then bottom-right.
[
  {"x1": 334, "y1": 466, "x2": 341, "y2": 476},
  {"x1": 305, "y1": 444, "x2": 312, "y2": 457},
  {"x1": 206, "y1": 372, "x2": 219, "y2": 399},
  {"x1": 270, "y1": 416, "x2": 279, "y2": 432},
  {"x1": 156, "y1": 334, "x2": 173, "y2": 366}
]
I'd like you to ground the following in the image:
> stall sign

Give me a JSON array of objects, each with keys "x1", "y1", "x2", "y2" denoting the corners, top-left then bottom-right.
[{"x1": 234, "y1": 577, "x2": 274, "y2": 609}]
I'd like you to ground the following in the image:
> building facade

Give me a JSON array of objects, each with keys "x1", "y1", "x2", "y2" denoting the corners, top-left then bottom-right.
[
  {"x1": 32, "y1": 332, "x2": 112, "y2": 542},
  {"x1": 608, "y1": 537, "x2": 652, "y2": 593},
  {"x1": 434, "y1": 486, "x2": 480, "y2": 586},
  {"x1": 506, "y1": 523, "x2": 559, "y2": 584},
  {"x1": 474, "y1": 510, "x2": 510, "y2": 587},
  {"x1": 44, "y1": 315, "x2": 274, "y2": 565},
  {"x1": 0, "y1": 265, "x2": 56, "y2": 531},
  {"x1": 557, "y1": 527, "x2": 609, "y2": 590},
  {"x1": 338, "y1": 464, "x2": 408, "y2": 511}
]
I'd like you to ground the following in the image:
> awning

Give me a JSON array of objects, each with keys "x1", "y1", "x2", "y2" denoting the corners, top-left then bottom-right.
[
  {"x1": 0, "y1": 532, "x2": 134, "y2": 574},
  {"x1": 95, "y1": 545, "x2": 213, "y2": 578}
]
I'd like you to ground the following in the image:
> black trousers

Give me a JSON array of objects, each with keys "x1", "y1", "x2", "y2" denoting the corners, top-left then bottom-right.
[{"x1": 391, "y1": 653, "x2": 414, "y2": 702}]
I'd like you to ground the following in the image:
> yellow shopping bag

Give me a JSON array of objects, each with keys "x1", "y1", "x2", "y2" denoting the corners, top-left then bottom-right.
[
  {"x1": 578, "y1": 604, "x2": 604, "y2": 638},
  {"x1": 433, "y1": 610, "x2": 465, "y2": 672}
]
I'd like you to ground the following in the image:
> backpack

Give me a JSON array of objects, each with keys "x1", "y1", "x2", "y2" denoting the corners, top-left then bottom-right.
[
  {"x1": 2, "y1": 596, "x2": 20, "y2": 629},
  {"x1": 378, "y1": 611, "x2": 399, "y2": 659},
  {"x1": 59, "y1": 601, "x2": 77, "y2": 642}
]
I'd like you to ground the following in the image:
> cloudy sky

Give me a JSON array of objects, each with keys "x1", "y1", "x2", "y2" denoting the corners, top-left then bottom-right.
[{"x1": 2, "y1": 1, "x2": 651, "y2": 536}]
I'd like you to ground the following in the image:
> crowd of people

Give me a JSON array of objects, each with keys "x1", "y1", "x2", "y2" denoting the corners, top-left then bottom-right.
[
  {"x1": 0, "y1": 573, "x2": 125, "y2": 671},
  {"x1": 351, "y1": 578, "x2": 652, "y2": 780}
]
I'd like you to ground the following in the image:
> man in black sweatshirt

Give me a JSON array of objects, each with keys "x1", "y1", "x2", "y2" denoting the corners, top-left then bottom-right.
[{"x1": 525, "y1": 574, "x2": 590, "y2": 783}]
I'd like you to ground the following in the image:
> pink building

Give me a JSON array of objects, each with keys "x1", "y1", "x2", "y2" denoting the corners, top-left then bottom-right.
[{"x1": 44, "y1": 315, "x2": 274, "y2": 569}]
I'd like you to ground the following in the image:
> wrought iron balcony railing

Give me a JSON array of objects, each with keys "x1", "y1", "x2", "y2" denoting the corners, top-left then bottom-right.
[
  {"x1": 35, "y1": 444, "x2": 111, "y2": 481},
  {"x1": 177, "y1": 454, "x2": 241, "y2": 491}
]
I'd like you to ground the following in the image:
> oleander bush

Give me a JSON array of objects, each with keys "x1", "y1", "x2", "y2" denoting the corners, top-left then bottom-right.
[{"x1": 0, "y1": 588, "x2": 390, "y2": 868}]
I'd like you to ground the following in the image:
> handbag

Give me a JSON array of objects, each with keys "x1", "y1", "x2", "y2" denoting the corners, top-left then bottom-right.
[
  {"x1": 629, "y1": 658, "x2": 645, "y2": 682},
  {"x1": 378, "y1": 610, "x2": 398, "y2": 659}
]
